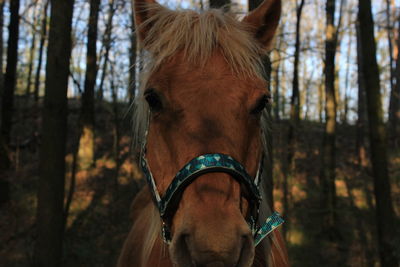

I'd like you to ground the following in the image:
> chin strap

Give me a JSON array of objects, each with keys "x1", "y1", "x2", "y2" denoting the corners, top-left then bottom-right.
[{"x1": 254, "y1": 211, "x2": 284, "y2": 246}]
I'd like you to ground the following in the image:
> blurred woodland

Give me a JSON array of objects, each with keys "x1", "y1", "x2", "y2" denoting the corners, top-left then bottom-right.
[{"x1": 0, "y1": 0, "x2": 399, "y2": 266}]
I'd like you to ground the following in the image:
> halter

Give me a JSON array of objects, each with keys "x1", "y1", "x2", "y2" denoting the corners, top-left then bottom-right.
[{"x1": 140, "y1": 112, "x2": 284, "y2": 245}]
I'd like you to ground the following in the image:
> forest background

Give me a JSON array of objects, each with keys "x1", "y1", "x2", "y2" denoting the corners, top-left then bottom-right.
[{"x1": 0, "y1": 0, "x2": 399, "y2": 266}]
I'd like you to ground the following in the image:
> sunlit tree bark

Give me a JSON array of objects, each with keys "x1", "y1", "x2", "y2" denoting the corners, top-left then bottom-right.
[
  {"x1": 358, "y1": 0, "x2": 398, "y2": 265},
  {"x1": 78, "y1": 0, "x2": 100, "y2": 169},
  {"x1": 272, "y1": 60, "x2": 281, "y2": 120},
  {"x1": 33, "y1": 0, "x2": 74, "y2": 266},
  {"x1": 284, "y1": 0, "x2": 304, "y2": 232},
  {"x1": 303, "y1": 59, "x2": 314, "y2": 121},
  {"x1": 280, "y1": 57, "x2": 287, "y2": 118},
  {"x1": 319, "y1": 0, "x2": 343, "y2": 234},
  {"x1": 110, "y1": 62, "x2": 121, "y2": 190},
  {"x1": 386, "y1": 0, "x2": 394, "y2": 94},
  {"x1": 317, "y1": 78, "x2": 324, "y2": 123},
  {"x1": 355, "y1": 22, "x2": 368, "y2": 170},
  {"x1": 271, "y1": 33, "x2": 282, "y2": 121},
  {"x1": 389, "y1": 17, "x2": 400, "y2": 146},
  {"x1": 25, "y1": 5, "x2": 39, "y2": 96},
  {"x1": 320, "y1": 0, "x2": 337, "y2": 231}
]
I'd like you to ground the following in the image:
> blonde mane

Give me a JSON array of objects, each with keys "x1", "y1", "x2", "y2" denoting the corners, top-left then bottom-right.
[{"x1": 132, "y1": 4, "x2": 269, "y2": 149}]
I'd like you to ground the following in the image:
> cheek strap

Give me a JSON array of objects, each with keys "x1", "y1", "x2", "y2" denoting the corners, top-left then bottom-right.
[{"x1": 254, "y1": 211, "x2": 284, "y2": 246}]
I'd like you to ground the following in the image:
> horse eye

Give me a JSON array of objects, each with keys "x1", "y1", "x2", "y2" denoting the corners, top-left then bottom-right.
[
  {"x1": 144, "y1": 88, "x2": 163, "y2": 112},
  {"x1": 251, "y1": 95, "x2": 270, "y2": 115}
]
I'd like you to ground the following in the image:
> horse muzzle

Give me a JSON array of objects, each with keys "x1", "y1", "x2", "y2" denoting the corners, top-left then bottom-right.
[{"x1": 169, "y1": 207, "x2": 255, "y2": 267}]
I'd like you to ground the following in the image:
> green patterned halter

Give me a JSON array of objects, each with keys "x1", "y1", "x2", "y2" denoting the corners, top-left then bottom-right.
[{"x1": 140, "y1": 113, "x2": 283, "y2": 244}]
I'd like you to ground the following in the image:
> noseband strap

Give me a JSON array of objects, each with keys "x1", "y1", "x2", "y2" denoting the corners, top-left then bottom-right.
[
  {"x1": 141, "y1": 153, "x2": 262, "y2": 219},
  {"x1": 140, "y1": 149, "x2": 284, "y2": 245}
]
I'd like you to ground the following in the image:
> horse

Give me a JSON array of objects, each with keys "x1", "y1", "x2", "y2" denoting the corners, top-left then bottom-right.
[{"x1": 118, "y1": 0, "x2": 289, "y2": 266}]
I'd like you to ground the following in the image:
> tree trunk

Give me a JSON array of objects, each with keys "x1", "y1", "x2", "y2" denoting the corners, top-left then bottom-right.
[
  {"x1": 110, "y1": 63, "x2": 121, "y2": 191},
  {"x1": 389, "y1": 17, "x2": 400, "y2": 146},
  {"x1": 321, "y1": 0, "x2": 338, "y2": 217},
  {"x1": 284, "y1": 0, "x2": 304, "y2": 233},
  {"x1": 303, "y1": 61, "x2": 314, "y2": 121},
  {"x1": 25, "y1": 5, "x2": 39, "y2": 96},
  {"x1": 271, "y1": 23, "x2": 284, "y2": 121},
  {"x1": 289, "y1": 0, "x2": 304, "y2": 126},
  {"x1": 319, "y1": 0, "x2": 339, "y2": 235},
  {"x1": 317, "y1": 78, "x2": 324, "y2": 123},
  {"x1": 34, "y1": 0, "x2": 50, "y2": 103},
  {"x1": 332, "y1": 0, "x2": 345, "y2": 125},
  {"x1": 97, "y1": 0, "x2": 116, "y2": 100},
  {"x1": 272, "y1": 50, "x2": 281, "y2": 121},
  {"x1": 33, "y1": 0, "x2": 75, "y2": 266},
  {"x1": 355, "y1": 22, "x2": 368, "y2": 170},
  {"x1": 1, "y1": 0, "x2": 20, "y2": 144},
  {"x1": 386, "y1": 0, "x2": 394, "y2": 94},
  {"x1": 280, "y1": 58, "x2": 286, "y2": 118},
  {"x1": 358, "y1": 1, "x2": 398, "y2": 265},
  {"x1": 342, "y1": 28, "x2": 352, "y2": 125},
  {"x1": 0, "y1": 0, "x2": 11, "y2": 206},
  {"x1": 78, "y1": 0, "x2": 100, "y2": 169}
]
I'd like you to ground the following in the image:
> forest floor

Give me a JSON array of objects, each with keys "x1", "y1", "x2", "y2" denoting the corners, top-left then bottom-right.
[{"x1": 0, "y1": 97, "x2": 399, "y2": 267}]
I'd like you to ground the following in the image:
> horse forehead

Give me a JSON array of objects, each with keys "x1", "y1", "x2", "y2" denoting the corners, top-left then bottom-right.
[{"x1": 156, "y1": 54, "x2": 266, "y2": 100}]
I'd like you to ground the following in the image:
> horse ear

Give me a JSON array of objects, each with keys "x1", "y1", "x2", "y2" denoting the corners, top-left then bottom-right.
[
  {"x1": 132, "y1": 0, "x2": 158, "y2": 41},
  {"x1": 242, "y1": 0, "x2": 281, "y2": 50}
]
